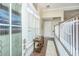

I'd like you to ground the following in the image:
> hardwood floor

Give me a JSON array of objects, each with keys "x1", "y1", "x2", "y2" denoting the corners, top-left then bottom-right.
[
  {"x1": 31, "y1": 38, "x2": 58, "y2": 56},
  {"x1": 31, "y1": 39, "x2": 48, "y2": 56}
]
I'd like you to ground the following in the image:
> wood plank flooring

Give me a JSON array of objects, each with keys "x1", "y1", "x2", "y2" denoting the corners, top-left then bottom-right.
[
  {"x1": 31, "y1": 38, "x2": 57, "y2": 56},
  {"x1": 31, "y1": 39, "x2": 48, "y2": 56}
]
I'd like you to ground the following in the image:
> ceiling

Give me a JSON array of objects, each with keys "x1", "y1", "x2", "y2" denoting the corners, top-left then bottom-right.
[{"x1": 37, "y1": 3, "x2": 79, "y2": 11}]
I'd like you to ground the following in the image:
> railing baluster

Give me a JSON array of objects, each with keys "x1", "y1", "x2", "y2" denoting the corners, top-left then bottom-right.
[{"x1": 54, "y1": 16, "x2": 79, "y2": 56}]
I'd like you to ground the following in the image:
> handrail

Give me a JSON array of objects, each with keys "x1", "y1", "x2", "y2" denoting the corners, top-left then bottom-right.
[
  {"x1": 54, "y1": 14, "x2": 79, "y2": 27},
  {"x1": 54, "y1": 14, "x2": 79, "y2": 56},
  {"x1": 54, "y1": 34, "x2": 72, "y2": 56},
  {"x1": 65, "y1": 14, "x2": 79, "y2": 20},
  {"x1": 60, "y1": 14, "x2": 79, "y2": 24}
]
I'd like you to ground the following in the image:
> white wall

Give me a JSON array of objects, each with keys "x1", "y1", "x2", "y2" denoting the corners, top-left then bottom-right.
[
  {"x1": 52, "y1": 17, "x2": 61, "y2": 32},
  {"x1": 42, "y1": 9, "x2": 64, "y2": 21},
  {"x1": 44, "y1": 21, "x2": 53, "y2": 38},
  {"x1": 39, "y1": 9, "x2": 64, "y2": 36}
]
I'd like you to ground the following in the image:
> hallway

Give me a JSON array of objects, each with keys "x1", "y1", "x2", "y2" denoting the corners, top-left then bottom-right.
[{"x1": 0, "y1": 3, "x2": 79, "y2": 56}]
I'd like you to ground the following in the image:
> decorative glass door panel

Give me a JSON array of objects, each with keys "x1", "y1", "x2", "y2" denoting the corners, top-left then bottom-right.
[
  {"x1": 12, "y1": 3, "x2": 22, "y2": 56},
  {"x1": 0, "y1": 4, "x2": 10, "y2": 56}
]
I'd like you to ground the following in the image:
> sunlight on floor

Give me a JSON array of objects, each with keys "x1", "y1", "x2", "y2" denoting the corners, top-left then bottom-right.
[{"x1": 46, "y1": 40, "x2": 57, "y2": 56}]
